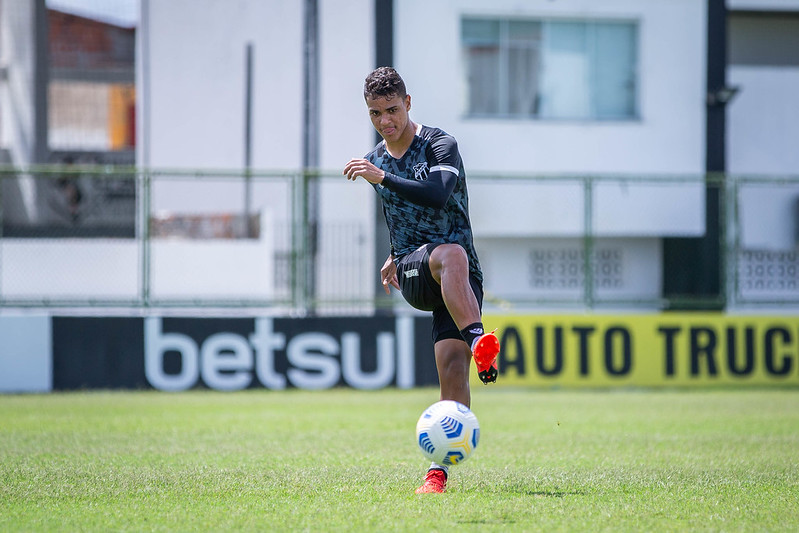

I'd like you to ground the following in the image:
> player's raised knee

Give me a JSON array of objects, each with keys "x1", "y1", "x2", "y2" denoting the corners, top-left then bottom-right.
[{"x1": 433, "y1": 243, "x2": 469, "y2": 266}]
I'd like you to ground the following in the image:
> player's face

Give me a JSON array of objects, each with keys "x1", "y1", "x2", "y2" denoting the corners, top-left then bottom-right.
[{"x1": 366, "y1": 94, "x2": 411, "y2": 144}]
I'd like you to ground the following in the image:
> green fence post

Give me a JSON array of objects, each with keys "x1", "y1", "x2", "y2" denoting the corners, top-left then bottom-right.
[
  {"x1": 140, "y1": 168, "x2": 151, "y2": 307},
  {"x1": 583, "y1": 175, "x2": 594, "y2": 309}
]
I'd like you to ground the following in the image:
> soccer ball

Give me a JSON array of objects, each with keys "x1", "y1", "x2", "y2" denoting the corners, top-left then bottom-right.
[{"x1": 415, "y1": 400, "x2": 480, "y2": 466}]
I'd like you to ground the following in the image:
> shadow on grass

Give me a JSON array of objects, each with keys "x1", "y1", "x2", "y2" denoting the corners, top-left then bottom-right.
[
  {"x1": 454, "y1": 490, "x2": 584, "y2": 525},
  {"x1": 458, "y1": 519, "x2": 518, "y2": 525},
  {"x1": 532, "y1": 490, "x2": 582, "y2": 497},
  {"x1": 459, "y1": 485, "x2": 586, "y2": 497},
  {"x1": 508, "y1": 489, "x2": 585, "y2": 497}
]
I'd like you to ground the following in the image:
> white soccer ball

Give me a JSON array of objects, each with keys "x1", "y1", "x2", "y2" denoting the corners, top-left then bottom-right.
[{"x1": 415, "y1": 400, "x2": 480, "y2": 466}]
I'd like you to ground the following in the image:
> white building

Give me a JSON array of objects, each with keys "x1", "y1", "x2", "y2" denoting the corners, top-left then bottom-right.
[{"x1": 1, "y1": 0, "x2": 798, "y2": 309}]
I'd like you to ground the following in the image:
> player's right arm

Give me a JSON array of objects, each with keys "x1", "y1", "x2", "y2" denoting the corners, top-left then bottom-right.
[{"x1": 343, "y1": 158, "x2": 385, "y2": 184}]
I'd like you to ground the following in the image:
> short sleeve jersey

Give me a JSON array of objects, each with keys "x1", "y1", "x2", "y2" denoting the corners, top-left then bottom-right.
[{"x1": 365, "y1": 125, "x2": 483, "y2": 283}]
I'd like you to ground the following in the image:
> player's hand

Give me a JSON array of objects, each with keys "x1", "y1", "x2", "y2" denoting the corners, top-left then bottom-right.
[
  {"x1": 343, "y1": 159, "x2": 385, "y2": 184},
  {"x1": 380, "y1": 255, "x2": 399, "y2": 295}
]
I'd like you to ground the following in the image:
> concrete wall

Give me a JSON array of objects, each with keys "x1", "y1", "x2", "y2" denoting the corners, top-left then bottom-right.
[
  {"x1": 0, "y1": 0, "x2": 47, "y2": 224},
  {"x1": 396, "y1": 0, "x2": 706, "y2": 176},
  {"x1": 393, "y1": 0, "x2": 708, "y2": 304},
  {"x1": 0, "y1": 231, "x2": 274, "y2": 301},
  {"x1": 138, "y1": 0, "x2": 378, "y2": 303},
  {"x1": 726, "y1": 8, "x2": 799, "y2": 265},
  {"x1": 728, "y1": 0, "x2": 799, "y2": 10}
]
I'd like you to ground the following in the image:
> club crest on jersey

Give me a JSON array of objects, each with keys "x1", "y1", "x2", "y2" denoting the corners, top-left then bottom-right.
[{"x1": 413, "y1": 162, "x2": 429, "y2": 181}]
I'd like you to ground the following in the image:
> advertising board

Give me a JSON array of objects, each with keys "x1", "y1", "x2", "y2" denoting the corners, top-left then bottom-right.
[
  {"x1": 2, "y1": 314, "x2": 796, "y2": 393},
  {"x1": 483, "y1": 314, "x2": 799, "y2": 387}
]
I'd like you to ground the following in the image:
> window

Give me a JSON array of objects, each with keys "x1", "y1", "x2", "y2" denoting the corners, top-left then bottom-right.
[
  {"x1": 48, "y1": 7, "x2": 136, "y2": 151},
  {"x1": 462, "y1": 17, "x2": 638, "y2": 120}
]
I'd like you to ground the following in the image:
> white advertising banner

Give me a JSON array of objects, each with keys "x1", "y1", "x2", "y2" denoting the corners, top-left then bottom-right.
[{"x1": 0, "y1": 315, "x2": 51, "y2": 392}]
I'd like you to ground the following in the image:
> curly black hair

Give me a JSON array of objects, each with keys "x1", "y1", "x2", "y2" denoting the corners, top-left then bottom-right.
[{"x1": 363, "y1": 66, "x2": 407, "y2": 100}]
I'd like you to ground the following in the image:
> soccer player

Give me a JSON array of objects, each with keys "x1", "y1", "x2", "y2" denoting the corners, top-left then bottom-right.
[{"x1": 343, "y1": 67, "x2": 500, "y2": 494}]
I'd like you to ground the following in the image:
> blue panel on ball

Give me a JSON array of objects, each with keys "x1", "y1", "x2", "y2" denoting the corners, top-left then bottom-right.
[
  {"x1": 444, "y1": 451, "x2": 465, "y2": 465},
  {"x1": 439, "y1": 416, "x2": 464, "y2": 439},
  {"x1": 418, "y1": 432, "x2": 436, "y2": 455},
  {"x1": 472, "y1": 428, "x2": 480, "y2": 448}
]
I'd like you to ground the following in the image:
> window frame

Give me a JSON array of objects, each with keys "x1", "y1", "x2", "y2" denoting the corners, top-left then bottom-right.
[{"x1": 461, "y1": 15, "x2": 641, "y2": 122}]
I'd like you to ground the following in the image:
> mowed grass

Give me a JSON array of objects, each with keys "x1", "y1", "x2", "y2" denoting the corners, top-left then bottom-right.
[{"x1": 1, "y1": 388, "x2": 798, "y2": 532}]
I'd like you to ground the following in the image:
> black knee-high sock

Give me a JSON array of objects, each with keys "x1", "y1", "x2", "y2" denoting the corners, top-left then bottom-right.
[{"x1": 459, "y1": 322, "x2": 484, "y2": 350}]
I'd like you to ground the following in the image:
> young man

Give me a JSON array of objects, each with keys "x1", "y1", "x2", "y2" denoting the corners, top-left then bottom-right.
[{"x1": 343, "y1": 67, "x2": 500, "y2": 494}]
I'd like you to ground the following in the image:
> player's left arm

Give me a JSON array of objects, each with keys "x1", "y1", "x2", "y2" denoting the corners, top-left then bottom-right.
[
  {"x1": 343, "y1": 134, "x2": 461, "y2": 209},
  {"x1": 343, "y1": 158, "x2": 457, "y2": 209},
  {"x1": 380, "y1": 135, "x2": 461, "y2": 209}
]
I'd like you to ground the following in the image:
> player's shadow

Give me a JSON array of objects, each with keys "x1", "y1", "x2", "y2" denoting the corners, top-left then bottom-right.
[
  {"x1": 464, "y1": 486, "x2": 584, "y2": 497},
  {"x1": 458, "y1": 479, "x2": 586, "y2": 497},
  {"x1": 527, "y1": 490, "x2": 583, "y2": 497},
  {"x1": 481, "y1": 486, "x2": 585, "y2": 497}
]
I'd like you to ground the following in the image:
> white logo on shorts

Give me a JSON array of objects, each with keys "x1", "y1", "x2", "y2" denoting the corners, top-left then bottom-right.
[{"x1": 404, "y1": 268, "x2": 419, "y2": 278}]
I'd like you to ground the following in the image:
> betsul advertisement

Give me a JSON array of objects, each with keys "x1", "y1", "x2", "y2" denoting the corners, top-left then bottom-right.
[
  {"x1": 2, "y1": 314, "x2": 797, "y2": 393},
  {"x1": 50, "y1": 316, "x2": 439, "y2": 391},
  {"x1": 481, "y1": 314, "x2": 799, "y2": 387}
]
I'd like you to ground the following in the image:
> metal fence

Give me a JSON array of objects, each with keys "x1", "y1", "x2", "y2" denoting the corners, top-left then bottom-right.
[
  {"x1": 1, "y1": 165, "x2": 797, "y2": 312},
  {"x1": 728, "y1": 175, "x2": 799, "y2": 307}
]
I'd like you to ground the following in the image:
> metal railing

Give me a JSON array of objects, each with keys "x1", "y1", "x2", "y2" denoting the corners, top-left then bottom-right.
[{"x1": 1, "y1": 164, "x2": 797, "y2": 312}]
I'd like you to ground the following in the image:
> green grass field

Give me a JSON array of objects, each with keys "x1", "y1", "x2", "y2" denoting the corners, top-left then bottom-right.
[{"x1": 1, "y1": 388, "x2": 798, "y2": 532}]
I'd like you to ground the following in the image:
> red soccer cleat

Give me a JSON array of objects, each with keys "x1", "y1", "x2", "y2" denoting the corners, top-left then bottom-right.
[
  {"x1": 415, "y1": 468, "x2": 447, "y2": 494},
  {"x1": 472, "y1": 329, "x2": 499, "y2": 384}
]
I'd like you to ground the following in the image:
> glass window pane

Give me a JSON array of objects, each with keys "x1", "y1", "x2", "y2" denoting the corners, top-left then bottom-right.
[
  {"x1": 506, "y1": 21, "x2": 542, "y2": 116},
  {"x1": 508, "y1": 20, "x2": 541, "y2": 42},
  {"x1": 592, "y1": 23, "x2": 637, "y2": 118},
  {"x1": 466, "y1": 46, "x2": 501, "y2": 114},
  {"x1": 507, "y1": 46, "x2": 541, "y2": 115},
  {"x1": 462, "y1": 19, "x2": 499, "y2": 44},
  {"x1": 540, "y1": 22, "x2": 590, "y2": 119}
]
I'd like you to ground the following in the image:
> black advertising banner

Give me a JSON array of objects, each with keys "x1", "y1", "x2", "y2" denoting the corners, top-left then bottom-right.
[
  {"x1": 53, "y1": 317, "x2": 145, "y2": 389},
  {"x1": 52, "y1": 316, "x2": 437, "y2": 391}
]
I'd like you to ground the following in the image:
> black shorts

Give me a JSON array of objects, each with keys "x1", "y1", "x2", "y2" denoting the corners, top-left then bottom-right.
[{"x1": 396, "y1": 243, "x2": 484, "y2": 344}]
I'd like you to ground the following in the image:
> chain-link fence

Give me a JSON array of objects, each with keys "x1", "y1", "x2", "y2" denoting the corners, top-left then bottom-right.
[
  {"x1": 730, "y1": 175, "x2": 799, "y2": 306},
  {"x1": 1, "y1": 165, "x2": 798, "y2": 312}
]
